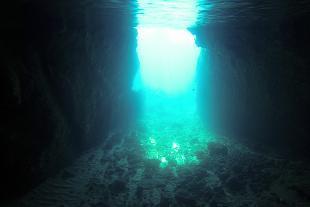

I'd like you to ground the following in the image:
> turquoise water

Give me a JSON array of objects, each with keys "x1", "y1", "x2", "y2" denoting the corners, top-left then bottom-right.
[{"x1": 133, "y1": 0, "x2": 214, "y2": 167}]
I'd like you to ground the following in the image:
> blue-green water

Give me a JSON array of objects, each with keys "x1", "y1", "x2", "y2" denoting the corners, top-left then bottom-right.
[{"x1": 133, "y1": 0, "x2": 214, "y2": 167}]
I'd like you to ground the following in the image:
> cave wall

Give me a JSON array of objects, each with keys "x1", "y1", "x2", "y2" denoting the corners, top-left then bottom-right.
[
  {"x1": 0, "y1": 1, "x2": 138, "y2": 199},
  {"x1": 195, "y1": 16, "x2": 310, "y2": 158}
]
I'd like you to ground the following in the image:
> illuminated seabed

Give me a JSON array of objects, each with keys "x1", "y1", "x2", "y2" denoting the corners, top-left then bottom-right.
[{"x1": 138, "y1": 97, "x2": 216, "y2": 167}]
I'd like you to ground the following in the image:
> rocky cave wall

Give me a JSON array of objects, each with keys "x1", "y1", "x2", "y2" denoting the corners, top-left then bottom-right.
[
  {"x1": 195, "y1": 15, "x2": 310, "y2": 158},
  {"x1": 0, "y1": 1, "x2": 138, "y2": 199}
]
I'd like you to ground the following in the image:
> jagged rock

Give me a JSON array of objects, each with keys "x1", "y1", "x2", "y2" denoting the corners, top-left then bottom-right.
[
  {"x1": 109, "y1": 179, "x2": 127, "y2": 195},
  {"x1": 205, "y1": 171, "x2": 222, "y2": 190},
  {"x1": 176, "y1": 189, "x2": 197, "y2": 207},
  {"x1": 207, "y1": 142, "x2": 228, "y2": 156}
]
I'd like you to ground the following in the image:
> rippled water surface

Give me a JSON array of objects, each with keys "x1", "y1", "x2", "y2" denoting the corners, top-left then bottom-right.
[{"x1": 99, "y1": 0, "x2": 310, "y2": 28}]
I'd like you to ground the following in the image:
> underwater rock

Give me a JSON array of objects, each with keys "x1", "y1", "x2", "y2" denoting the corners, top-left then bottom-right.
[
  {"x1": 109, "y1": 179, "x2": 127, "y2": 195},
  {"x1": 175, "y1": 189, "x2": 197, "y2": 207},
  {"x1": 11, "y1": 132, "x2": 310, "y2": 207},
  {"x1": 61, "y1": 169, "x2": 75, "y2": 180},
  {"x1": 141, "y1": 188, "x2": 162, "y2": 206},
  {"x1": 159, "y1": 197, "x2": 171, "y2": 207},
  {"x1": 151, "y1": 188, "x2": 161, "y2": 206},
  {"x1": 163, "y1": 183, "x2": 176, "y2": 199},
  {"x1": 225, "y1": 175, "x2": 246, "y2": 194},
  {"x1": 88, "y1": 201, "x2": 109, "y2": 207},
  {"x1": 1, "y1": 0, "x2": 140, "y2": 199},
  {"x1": 195, "y1": 18, "x2": 310, "y2": 159},
  {"x1": 207, "y1": 142, "x2": 228, "y2": 156},
  {"x1": 205, "y1": 170, "x2": 222, "y2": 190},
  {"x1": 144, "y1": 159, "x2": 161, "y2": 177}
]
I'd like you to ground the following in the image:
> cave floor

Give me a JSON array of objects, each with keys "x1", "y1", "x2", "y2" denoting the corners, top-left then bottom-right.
[{"x1": 7, "y1": 132, "x2": 310, "y2": 207}]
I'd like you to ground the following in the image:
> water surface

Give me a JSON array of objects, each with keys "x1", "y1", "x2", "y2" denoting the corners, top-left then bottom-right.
[{"x1": 98, "y1": 0, "x2": 310, "y2": 27}]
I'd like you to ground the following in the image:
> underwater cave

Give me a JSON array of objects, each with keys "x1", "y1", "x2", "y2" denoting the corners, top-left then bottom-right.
[{"x1": 1, "y1": 0, "x2": 310, "y2": 206}]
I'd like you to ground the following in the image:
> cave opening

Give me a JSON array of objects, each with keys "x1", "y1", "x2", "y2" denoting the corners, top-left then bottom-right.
[{"x1": 133, "y1": 1, "x2": 213, "y2": 167}]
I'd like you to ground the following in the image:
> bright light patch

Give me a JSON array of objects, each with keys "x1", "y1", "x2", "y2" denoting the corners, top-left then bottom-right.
[
  {"x1": 136, "y1": 27, "x2": 200, "y2": 94},
  {"x1": 160, "y1": 157, "x2": 168, "y2": 168},
  {"x1": 172, "y1": 142, "x2": 180, "y2": 152},
  {"x1": 161, "y1": 157, "x2": 168, "y2": 163},
  {"x1": 149, "y1": 137, "x2": 156, "y2": 145}
]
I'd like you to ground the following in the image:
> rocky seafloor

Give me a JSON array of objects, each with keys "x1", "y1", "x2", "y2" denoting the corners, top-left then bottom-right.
[{"x1": 6, "y1": 131, "x2": 310, "y2": 207}]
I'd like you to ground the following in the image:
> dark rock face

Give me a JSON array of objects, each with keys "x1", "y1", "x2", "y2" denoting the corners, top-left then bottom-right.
[
  {"x1": 207, "y1": 142, "x2": 228, "y2": 156},
  {"x1": 0, "y1": 0, "x2": 139, "y2": 199},
  {"x1": 195, "y1": 15, "x2": 310, "y2": 159}
]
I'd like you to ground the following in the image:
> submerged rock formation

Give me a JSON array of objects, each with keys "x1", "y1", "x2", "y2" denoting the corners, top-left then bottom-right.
[
  {"x1": 6, "y1": 133, "x2": 310, "y2": 207},
  {"x1": 0, "y1": 0, "x2": 139, "y2": 200},
  {"x1": 194, "y1": 15, "x2": 310, "y2": 158}
]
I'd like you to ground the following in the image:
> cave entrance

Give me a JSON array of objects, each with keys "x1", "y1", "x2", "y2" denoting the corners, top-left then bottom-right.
[
  {"x1": 135, "y1": 27, "x2": 199, "y2": 94},
  {"x1": 133, "y1": 0, "x2": 212, "y2": 167}
]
